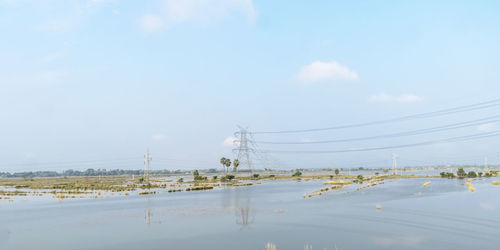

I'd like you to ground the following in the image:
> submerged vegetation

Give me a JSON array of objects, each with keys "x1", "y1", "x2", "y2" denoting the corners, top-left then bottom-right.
[{"x1": 0, "y1": 167, "x2": 498, "y2": 201}]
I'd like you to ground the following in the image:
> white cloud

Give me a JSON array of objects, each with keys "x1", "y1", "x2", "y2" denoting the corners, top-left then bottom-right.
[
  {"x1": 152, "y1": 134, "x2": 168, "y2": 141},
  {"x1": 162, "y1": 0, "x2": 256, "y2": 24},
  {"x1": 223, "y1": 136, "x2": 239, "y2": 147},
  {"x1": 139, "y1": 14, "x2": 165, "y2": 33},
  {"x1": 477, "y1": 123, "x2": 496, "y2": 132},
  {"x1": 369, "y1": 93, "x2": 423, "y2": 103},
  {"x1": 296, "y1": 61, "x2": 358, "y2": 84}
]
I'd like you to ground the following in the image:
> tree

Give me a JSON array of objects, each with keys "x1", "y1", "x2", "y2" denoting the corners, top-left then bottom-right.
[
  {"x1": 334, "y1": 168, "x2": 340, "y2": 175},
  {"x1": 220, "y1": 157, "x2": 227, "y2": 174},
  {"x1": 224, "y1": 158, "x2": 232, "y2": 174},
  {"x1": 233, "y1": 159, "x2": 240, "y2": 172},
  {"x1": 457, "y1": 167, "x2": 466, "y2": 178},
  {"x1": 193, "y1": 169, "x2": 199, "y2": 177}
]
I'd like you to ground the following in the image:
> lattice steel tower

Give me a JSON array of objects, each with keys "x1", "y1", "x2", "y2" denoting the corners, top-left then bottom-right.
[
  {"x1": 233, "y1": 126, "x2": 253, "y2": 173},
  {"x1": 144, "y1": 148, "x2": 152, "y2": 182}
]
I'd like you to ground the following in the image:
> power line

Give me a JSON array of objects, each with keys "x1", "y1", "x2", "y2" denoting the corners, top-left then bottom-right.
[
  {"x1": 263, "y1": 130, "x2": 500, "y2": 154},
  {"x1": 253, "y1": 115, "x2": 500, "y2": 144},
  {"x1": 251, "y1": 98, "x2": 500, "y2": 134}
]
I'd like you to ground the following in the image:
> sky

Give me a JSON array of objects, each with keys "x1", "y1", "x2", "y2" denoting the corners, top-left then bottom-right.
[{"x1": 1, "y1": 0, "x2": 500, "y2": 172}]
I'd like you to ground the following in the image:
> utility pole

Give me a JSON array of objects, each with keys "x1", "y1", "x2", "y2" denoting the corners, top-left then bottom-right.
[
  {"x1": 144, "y1": 148, "x2": 152, "y2": 182},
  {"x1": 392, "y1": 153, "x2": 397, "y2": 175},
  {"x1": 233, "y1": 126, "x2": 253, "y2": 173}
]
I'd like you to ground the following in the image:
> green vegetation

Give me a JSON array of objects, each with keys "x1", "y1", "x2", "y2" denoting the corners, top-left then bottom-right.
[
  {"x1": 334, "y1": 168, "x2": 340, "y2": 175},
  {"x1": 233, "y1": 159, "x2": 240, "y2": 172},
  {"x1": 177, "y1": 178, "x2": 184, "y2": 183},
  {"x1": 440, "y1": 172, "x2": 456, "y2": 178},
  {"x1": 193, "y1": 169, "x2": 199, "y2": 177},
  {"x1": 186, "y1": 185, "x2": 215, "y2": 191},
  {"x1": 253, "y1": 174, "x2": 260, "y2": 179},
  {"x1": 292, "y1": 171, "x2": 302, "y2": 177},
  {"x1": 194, "y1": 175, "x2": 207, "y2": 181},
  {"x1": 457, "y1": 167, "x2": 466, "y2": 178},
  {"x1": 467, "y1": 171, "x2": 477, "y2": 178}
]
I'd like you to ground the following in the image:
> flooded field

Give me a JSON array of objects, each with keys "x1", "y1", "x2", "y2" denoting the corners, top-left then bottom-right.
[{"x1": 1, "y1": 176, "x2": 500, "y2": 250}]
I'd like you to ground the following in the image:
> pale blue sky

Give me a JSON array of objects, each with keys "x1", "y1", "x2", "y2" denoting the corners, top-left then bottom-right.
[{"x1": 1, "y1": 0, "x2": 500, "y2": 171}]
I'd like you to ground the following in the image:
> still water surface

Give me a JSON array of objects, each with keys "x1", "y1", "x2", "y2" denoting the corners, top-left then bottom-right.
[{"x1": 1, "y1": 177, "x2": 500, "y2": 250}]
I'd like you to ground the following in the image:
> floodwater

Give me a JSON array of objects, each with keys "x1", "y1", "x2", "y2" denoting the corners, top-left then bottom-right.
[{"x1": 1, "y1": 177, "x2": 500, "y2": 250}]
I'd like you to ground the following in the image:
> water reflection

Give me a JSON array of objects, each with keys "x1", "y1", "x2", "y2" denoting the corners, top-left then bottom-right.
[
  {"x1": 222, "y1": 185, "x2": 255, "y2": 229},
  {"x1": 145, "y1": 197, "x2": 152, "y2": 225}
]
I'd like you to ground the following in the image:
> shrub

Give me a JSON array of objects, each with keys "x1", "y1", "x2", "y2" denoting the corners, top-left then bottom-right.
[
  {"x1": 212, "y1": 176, "x2": 218, "y2": 180},
  {"x1": 253, "y1": 174, "x2": 260, "y2": 178},
  {"x1": 226, "y1": 175, "x2": 235, "y2": 180},
  {"x1": 292, "y1": 171, "x2": 302, "y2": 177},
  {"x1": 177, "y1": 178, "x2": 184, "y2": 183},
  {"x1": 467, "y1": 171, "x2": 477, "y2": 178},
  {"x1": 194, "y1": 175, "x2": 207, "y2": 181}
]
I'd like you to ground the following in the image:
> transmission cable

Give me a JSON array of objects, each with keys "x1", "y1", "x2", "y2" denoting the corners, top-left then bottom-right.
[
  {"x1": 253, "y1": 115, "x2": 500, "y2": 144},
  {"x1": 251, "y1": 98, "x2": 500, "y2": 134},
  {"x1": 263, "y1": 130, "x2": 500, "y2": 154}
]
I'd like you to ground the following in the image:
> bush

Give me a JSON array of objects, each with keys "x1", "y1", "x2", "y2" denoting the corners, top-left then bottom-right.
[
  {"x1": 292, "y1": 171, "x2": 302, "y2": 177},
  {"x1": 212, "y1": 176, "x2": 218, "y2": 180},
  {"x1": 194, "y1": 175, "x2": 207, "y2": 181},
  {"x1": 467, "y1": 171, "x2": 477, "y2": 178},
  {"x1": 357, "y1": 174, "x2": 364, "y2": 181},
  {"x1": 441, "y1": 172, "x2": 456, "y2": 178},
  {"x1": 253, "y1": 174, "x2": 260, "y2": 178},
  {"x1": 177, "y1": 178, "x2": 184, "y2": 183},
  {"x1": 226, "y1": 175, "x2": 235, "y2": 180},
  {"x1": 268, "y1": 175, "x2": 275, "y2": 178}
]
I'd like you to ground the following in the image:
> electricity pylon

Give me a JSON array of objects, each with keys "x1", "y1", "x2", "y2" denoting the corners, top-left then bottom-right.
[
  {"x1": 233, "y1": 126, "x2": 254, "y2": 173},
  {"x1": 144, "y1": 148, "x2": 152, "y2": 182},
  {"x1": 392, "y1": 153, "x2": 397, "y2": 175}
]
